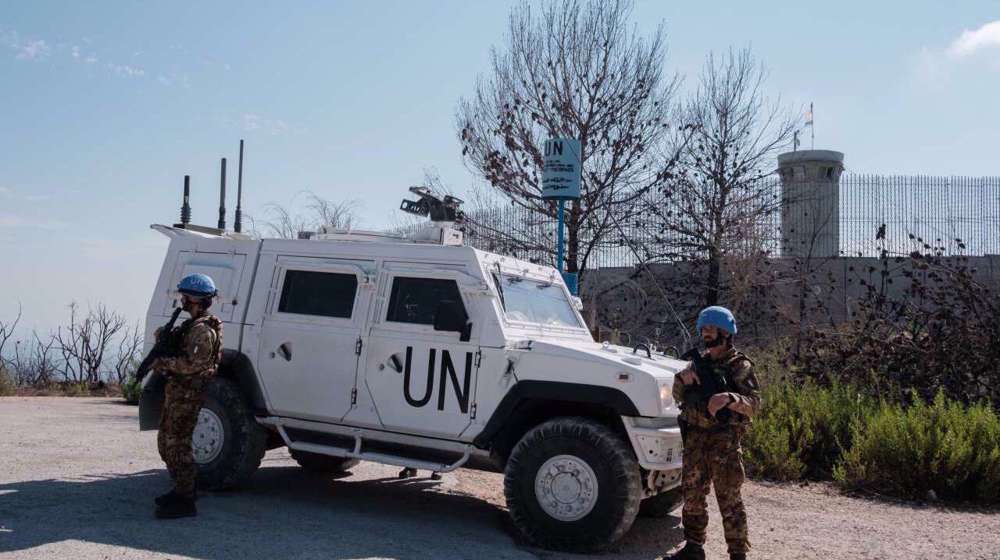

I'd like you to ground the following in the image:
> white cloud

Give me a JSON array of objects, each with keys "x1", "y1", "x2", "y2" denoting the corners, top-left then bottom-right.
[
  {"x1": 71, "y1": 45, "x2": 80, "y2": 59},
  {"x1": 107, "y1": 62, "x2": 145, "y2": 77},
  {"x1": 242, "y1": 113, "x2": 261, "y2": 131},
  {"x1": 241, "y1": 113, "x2": 290, "y2": 135},
  {"x1": 0, "y1": 186, "x2": 11, "y2": 197},
  {"x1": 15, "y1": 38, "x2": 49, "y2": 60},
  {"x1": 948, "y1": 20, "x2": 1000, "y2": 58},
  {"x1": 1, "y1": 30, "x2": 50, "y2": 61},
  {"x1": 0, "y1": 213, "x2": 67, "y2": 230}
]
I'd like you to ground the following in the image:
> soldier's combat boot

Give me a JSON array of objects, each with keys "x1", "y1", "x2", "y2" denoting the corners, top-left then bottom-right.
[
  {"x1": 155, "y1": 494, "x2": 197, "y2": 519},
  {"x1": 155, "y1": 489, "x2": 197, "y2": 506},
  {"x1": 665, "y1": 542, "x2": 705, "y2": 560},
  {"x1": 155, "y1": 489, "x2": 179, "y2": 507},
  {"x1": 398, "y1": 467, "x2": 417, "y2": 479},
  {"x1": 730, "y1": 554, "x2": 747, "y2": 560}
]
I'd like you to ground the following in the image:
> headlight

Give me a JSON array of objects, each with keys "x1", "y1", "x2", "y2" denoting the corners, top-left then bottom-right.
[{"x1": 659, "y1": 384, "x2": 672, "y2": 407}]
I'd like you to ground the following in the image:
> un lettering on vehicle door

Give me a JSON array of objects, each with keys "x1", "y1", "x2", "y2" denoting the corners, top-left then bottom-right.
[
  {"x1": 358, "y1": 273, "x2": 481, "y2": 439},
  {"x1": 362, "y1": 338, "x2": 480, "y2": 439}
]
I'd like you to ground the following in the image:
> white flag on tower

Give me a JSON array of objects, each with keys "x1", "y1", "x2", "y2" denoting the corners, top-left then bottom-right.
[{"x1": 804, "y1": 102, "x2": 814, "y2": 126}]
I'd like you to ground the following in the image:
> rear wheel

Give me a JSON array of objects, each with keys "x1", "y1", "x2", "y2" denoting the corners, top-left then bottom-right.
[
  {"x1": 194, "y1": 377, "x2": 267, "y2": 490},
  {"x1": 290, "y1": 450, "x2": 359, "y2": 474},
  {"x1": 504, "y1": 417, "x2": 642, "y2": 552}
]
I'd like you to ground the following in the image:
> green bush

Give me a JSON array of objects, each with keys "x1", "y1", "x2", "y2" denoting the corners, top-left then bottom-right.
[
  {"x1": 121, "y1": 376, "x2": 142, "y2": 405},
  {"x1": 0, "y1": 367, "x2": 14, "y2": 396},
  {"x1": 834, "y1": 391, "x2": 1000, "y2": 503},
  {"x1": 61, "y1": 382, "x2": 89, "y2": 397},
  {"x1": 745, "y1": 381, "x2": 874, "y2": 480}
]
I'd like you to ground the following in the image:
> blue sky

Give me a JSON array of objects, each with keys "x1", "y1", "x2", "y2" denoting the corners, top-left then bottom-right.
[{"x1": 2, "y1": 1, "x2": 999, "y2": 335}]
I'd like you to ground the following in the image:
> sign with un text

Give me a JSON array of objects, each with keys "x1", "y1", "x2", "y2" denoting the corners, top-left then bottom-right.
[{"x1": 541, "y1": 138, "x2": 581, "y2": 200}]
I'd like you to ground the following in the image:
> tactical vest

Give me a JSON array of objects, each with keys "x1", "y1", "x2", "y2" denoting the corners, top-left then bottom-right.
[
  {"x1": 170, "y1": 314, "x2": 223, "y2": 376},
  {"x1": 679, "y1": 350, "x2": 754, "y2": 430}
]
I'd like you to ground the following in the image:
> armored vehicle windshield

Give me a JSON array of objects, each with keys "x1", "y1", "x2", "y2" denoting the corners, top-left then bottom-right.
[{"x1": 494, "y1": 274, "x2": 582, "y2": 328}]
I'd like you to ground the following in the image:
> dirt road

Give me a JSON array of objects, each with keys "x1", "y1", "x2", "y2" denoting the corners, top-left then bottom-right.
[{"x1": 1, "y1": 398, "x2": 998, "y2": 560}]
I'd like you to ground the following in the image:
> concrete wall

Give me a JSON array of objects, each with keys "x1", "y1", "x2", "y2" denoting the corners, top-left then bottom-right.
[{"x1": 583, "y1": 254, "x2": 1000, "y2": 346}]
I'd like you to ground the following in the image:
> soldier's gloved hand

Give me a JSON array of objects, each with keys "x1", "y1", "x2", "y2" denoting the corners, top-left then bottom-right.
[
  {"x1": 708, "y1": 393, "x2": 735, "y2": 417},
  {"x1": 677, "y1": 368, "x2": 700, "y2": 386}
]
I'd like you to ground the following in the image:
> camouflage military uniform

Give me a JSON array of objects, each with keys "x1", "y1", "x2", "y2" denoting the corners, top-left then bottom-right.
[
  {"x1": 153, "y1": 315, "x2": 223, "y2": 498},
  {"x1": 672, "y1": 347, "x2": 760, "y2": 556}
]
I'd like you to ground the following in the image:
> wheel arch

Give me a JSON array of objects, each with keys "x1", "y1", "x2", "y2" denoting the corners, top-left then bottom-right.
[
  {"x1": 474, "y1": 381, "x2": 639, "y2": 467},
  {"x1": 217, "y1": 348, "x2": 268, "y2": 415},
  {"x1": 137, "y1": 348, "x2": 268, "y2": 431}
]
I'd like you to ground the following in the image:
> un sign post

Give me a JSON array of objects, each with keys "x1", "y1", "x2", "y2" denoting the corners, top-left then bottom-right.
[{"x1": 541, "y1": 138, "x2": 581, "y2": 294}]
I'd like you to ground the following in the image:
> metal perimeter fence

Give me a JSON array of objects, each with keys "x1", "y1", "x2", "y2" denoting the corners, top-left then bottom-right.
[{"x1": 462, "y1": 173, "x2": 1000, "y2": 270}]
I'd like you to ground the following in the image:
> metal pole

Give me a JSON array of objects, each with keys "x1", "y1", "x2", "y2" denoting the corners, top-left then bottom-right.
[
  {"x1": 811, "y1": 102, "x2": 815, "y2": 150},
  {"x1": 235, "y1": 140, "x2": 244, "y2": 233},
  {"x1": 557, "y1": 199, "x2": 565, "y2": 276},
  {"x1": 218, "y1": 158, "x2": 227, "y2": 230}
]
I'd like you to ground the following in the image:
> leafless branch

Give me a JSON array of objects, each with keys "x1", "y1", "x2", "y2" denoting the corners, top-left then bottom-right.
[{"x1": 458, "y1": 0, "x2": 684, "y2": 277}]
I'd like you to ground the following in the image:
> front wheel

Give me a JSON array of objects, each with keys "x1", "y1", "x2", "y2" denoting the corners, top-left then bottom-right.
[
  {"x1": 194, "y1": 377, "x2": 267, "y2": 490},
  {"x1": 504, "y1": 417, "x2": 642, "y2": 552}
]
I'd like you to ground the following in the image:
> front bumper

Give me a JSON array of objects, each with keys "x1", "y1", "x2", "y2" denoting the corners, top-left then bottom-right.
[{"x1": 622, "y1": 416, "x2": 684, "y2": 471}]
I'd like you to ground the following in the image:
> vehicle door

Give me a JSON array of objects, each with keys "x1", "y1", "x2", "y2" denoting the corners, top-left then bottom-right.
[
  {"x1": 162, "y1": 251, "x2": 247, "y2": 324},
  {"x1": 255, "y1": 257, "x2": 373, "y2": 423},
  {"x1": 360, "y1": 264, "x2": 480, "y2": 439}
]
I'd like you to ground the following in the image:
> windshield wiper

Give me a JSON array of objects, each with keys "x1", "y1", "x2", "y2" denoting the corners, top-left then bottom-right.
[{"x1": 492, "y1": 266, "x2": 507, "y2": 310}]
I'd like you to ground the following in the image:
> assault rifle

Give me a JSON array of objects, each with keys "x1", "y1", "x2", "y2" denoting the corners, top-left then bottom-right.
[
  {"x1": 679, "y1": 347, "x2": 733, "y2": 423},
  {"x1": 134, "y1": 307, "x2": 184, "y2": 382}
]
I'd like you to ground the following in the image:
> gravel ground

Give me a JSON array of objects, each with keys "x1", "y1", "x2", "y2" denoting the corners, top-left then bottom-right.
[{"x1": 1, "y1": 397, "x2": 998, "y2": 560}]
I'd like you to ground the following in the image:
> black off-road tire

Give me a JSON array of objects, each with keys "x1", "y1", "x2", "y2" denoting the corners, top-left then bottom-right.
[
  {"x1": 290, "y1": 450, "x2": 359, "y2": 474},
  {"x1": 195, "y1": 377, "x2": 267, "y2": 490},
  {"x1": 504, "y1": 417, "x2": 642, "y2": 552},
  {"x1": 639, "y1": 486, "x2": 684, "y2": 518}
]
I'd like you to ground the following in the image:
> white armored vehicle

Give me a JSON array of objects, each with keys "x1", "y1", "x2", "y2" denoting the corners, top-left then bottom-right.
[{"x1": 140, "y1": 187, "x2": 686, "y2": 551}]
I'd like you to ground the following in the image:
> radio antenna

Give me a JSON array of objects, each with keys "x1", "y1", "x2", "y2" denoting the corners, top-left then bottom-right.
[
  {"x1": 217, "y1": 158, "x2": 227, "y2": 230},
  {"x1": 234, "y1": 140, "x2": 244, "y2": 233},
  {"x1": 180, "y1": 175, "x2": 191, "y2": 226}
]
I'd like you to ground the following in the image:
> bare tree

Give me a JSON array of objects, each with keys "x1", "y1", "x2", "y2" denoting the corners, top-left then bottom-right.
[
  {"x1": 0, "y1": 304, "x2": 21, "y2": 372},
  {"x1": 54, "y1": 303, "x2": 127, "y2": 384},
  {"x1": 252, "y1": 192, "x2": 360, "y2": 239},
  {"x1": 113, "y1": 322, "x2": 144, "y2": 385},
  {"x1": 2, "y1": 330, "x2": 57, "y2": 387},
  {"x1": 458, "y1": 0, "x2": 683, "y2": 279},
  {"x1": 641, "y1": 47, "x2": 797, "y2": 307}
]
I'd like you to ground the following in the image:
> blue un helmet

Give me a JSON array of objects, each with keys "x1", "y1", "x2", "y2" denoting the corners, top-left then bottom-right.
[
  {"x1": 696, "y1": 306, "x2": 737, "y2": 336},
  {"x1": 177, "y1": 273, "x2": 218, "y2": 298}
]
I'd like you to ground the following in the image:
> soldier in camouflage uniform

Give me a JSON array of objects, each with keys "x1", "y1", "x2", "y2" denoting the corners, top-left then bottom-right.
[
  {"x1": 151, "y1": 273, "x2": 223, "y2": 519},
  {"x1": 667, "y1": 306, "x2": 760, "y2": 560}
]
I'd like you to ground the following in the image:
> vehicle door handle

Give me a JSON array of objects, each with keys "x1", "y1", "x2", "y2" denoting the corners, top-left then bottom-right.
[
  {"x1": 275, "y1": 342, "x2": 292, "y2": 361},
  {"x1": 387, "y1": 353, "x2": 403, "y2": 373}
]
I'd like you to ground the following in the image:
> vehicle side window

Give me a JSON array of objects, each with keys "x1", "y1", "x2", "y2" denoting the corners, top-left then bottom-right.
[
  {"x1": 386, "y1": 277, "x2": 465, "y2": 325},
  {"x1": 278, "y1": 270, "x2": 358, "y2": 318}
]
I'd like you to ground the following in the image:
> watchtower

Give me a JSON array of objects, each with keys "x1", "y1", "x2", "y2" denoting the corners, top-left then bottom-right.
[{"x1": 778, "y1": 150, "x2": 845, "y2": 258}]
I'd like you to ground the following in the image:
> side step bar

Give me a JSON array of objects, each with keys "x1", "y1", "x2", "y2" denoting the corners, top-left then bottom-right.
[{"x1": 259, "y1": 418, "x2": 472, "y2": 473}]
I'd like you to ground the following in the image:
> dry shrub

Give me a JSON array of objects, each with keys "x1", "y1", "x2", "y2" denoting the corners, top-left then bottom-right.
[{"x1": 795, "y1": 237, "x2": 1000, "y2": 407}]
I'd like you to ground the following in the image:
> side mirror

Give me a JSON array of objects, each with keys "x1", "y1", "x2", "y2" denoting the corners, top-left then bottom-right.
[{"x1": 434, "y1": 300, "x2": 472, "y2": 342}]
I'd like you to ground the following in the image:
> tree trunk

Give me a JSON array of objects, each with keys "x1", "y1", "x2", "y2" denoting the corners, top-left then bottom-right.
[{"x1": 705, "y1": 250, "x2": 721, "y2": 307}]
